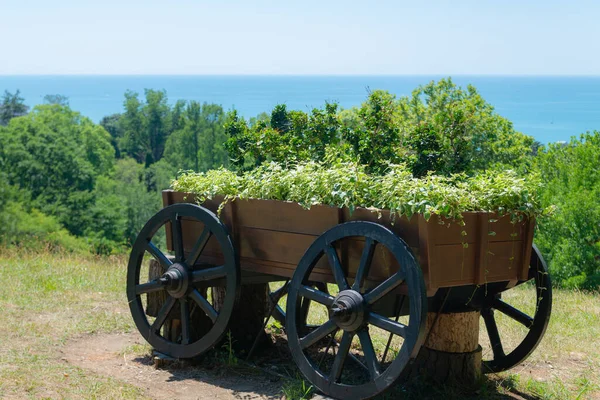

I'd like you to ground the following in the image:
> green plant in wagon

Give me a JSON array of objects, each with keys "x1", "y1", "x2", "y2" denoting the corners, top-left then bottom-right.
[{"x1": 171, "y1": 161, "x2": 548, "y2": 223}]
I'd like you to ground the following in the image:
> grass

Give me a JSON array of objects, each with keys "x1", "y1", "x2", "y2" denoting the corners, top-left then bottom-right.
[
  {"x1": 0, "y1": 247, "x2": 145, "y2": 399},
  {"x1": 268, "y1": 280, "x2": 600, "y2": 399},
  {"x1": 0, "y1": 247, "x2": 598, "y2": 399}
]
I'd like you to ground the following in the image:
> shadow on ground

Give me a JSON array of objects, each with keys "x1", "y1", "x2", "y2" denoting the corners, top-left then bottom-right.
[{"x1": 132, "y1": 334, "x2": 543, "y2": 400}]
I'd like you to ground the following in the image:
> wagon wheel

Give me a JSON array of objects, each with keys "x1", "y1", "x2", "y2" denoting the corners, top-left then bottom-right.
[
  {"x1": 481, "y1": 244, "x2": 552, "y2": 373},
  {"x1": 287, "y1": 221, "x2": 427, "y2": 400},
  {"x1": 127, "y1": 203, "x2": 239, "y2": 359},
  {"x1": 269, "y1": 281, "x2": 329, "y2": 328}
]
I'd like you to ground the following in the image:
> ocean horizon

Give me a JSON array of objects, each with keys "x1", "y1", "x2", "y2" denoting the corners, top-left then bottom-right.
[{"x1": 2, "y1": 74, "x2": 600, "y2": 143}]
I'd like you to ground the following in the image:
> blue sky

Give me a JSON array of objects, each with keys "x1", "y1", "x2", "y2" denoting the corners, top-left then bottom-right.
[{"x1": 1, "y1": 0, "x2": 598, "y2": 75}]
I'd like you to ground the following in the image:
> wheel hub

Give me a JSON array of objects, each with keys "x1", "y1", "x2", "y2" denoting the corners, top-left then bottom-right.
[
  {"x1": 160, "y1": 263, "x2": 189, "y2": 298},
  {"x1": 329, "y1": 290, "x2": 365, "y2": 332}
]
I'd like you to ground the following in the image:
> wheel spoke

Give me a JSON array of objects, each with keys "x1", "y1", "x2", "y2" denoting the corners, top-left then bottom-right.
[
  {"x1": 146, "y1": 242, "x2": 173, "y2": 268},
  {"x1": 186, "y1": 227, "x2": 211, "y2": 266},
  {"x1": 171, "y1": 215, "x2": 184, "y2": 262},
  {"x1": 329, "y1": 331, "x2": 352, "y2": 383},
  {"x1": 151, "y1": 296, "x2": 177, "y2": 333},
  {"x1": 382, "y1": 295, "x2": 405, "y2": 364},
  {"x1": 482, "y1": 308, "x2": 505, "y2": 359},
  {"x1": 135, "y1": 279, "x2": 164, "y2": 295},
  {"x1": 317, "y1": 331, "x2": 338, "y2": 369},
  {"x1": 180, "y1": 298, "x2": 191, "y2": 345},
  {"x1": 367, "y1": 312, "x2": 407, "y2": 338},
  {"x1": 299, "y1": 285, "x2": 334, "y2": 307},
  {"x1": 300, "y1": 319, "x2": 337, "y2": 349},
  {"x1": 327, "y1": 336, "x2": 368, "y2": 372},
  {"x1": 192, "y1": 265, "x2": 227, "y2": 283},
  {"x1": 357, "y1": 329, "x2": 380, "y2": 379},
  {"x1": 325, "y1": 246, "x2": 349, "y2": 291},
  {"x1": 352, "y1": 238, "x2": 376, "y2": 291},
  {"x1": 300, "y1": 298, "x2": 311, "y2": 325},
  {"x1": 492, "y1": 298, "x2": 534, "y2": 328},
  {"x1": 190, "y1": 289, "x2": 218, "y2": 323},
  {"x1": 364, "y1": 271, "x2": 405, "y2": 305}
]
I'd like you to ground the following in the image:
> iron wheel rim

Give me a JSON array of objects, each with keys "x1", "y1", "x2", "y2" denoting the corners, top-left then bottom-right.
[
  {"x1": 481, "y1": 244, "x2": 552, "y2": 373},
  {"x1": 127, "y1": 203, "x2": 239, "y2": 359},
  {"x1": 286, "y1": 221, "x2": 427, "y2": 400}
]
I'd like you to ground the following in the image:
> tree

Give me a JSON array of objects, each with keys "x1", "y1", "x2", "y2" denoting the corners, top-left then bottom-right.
[
  {"x1": 90, "y1": 158, "x2": 161, "y2": 247},
  {"x1": 397, "y1": 78, "x2": 534, "y2": 174},
  {"x1": 144, "y1": 89, "x2": 171, "y2": 164},
  {"x1": 534, "y1": 132, "x2": 600, "y2": 288},
  {"x1": 43, "y1": 94, "x2": 69, "y2": 106},
  {"x1": 343, "y1": 90, "x2": 402, "y2": 173},
  {"x1": 100, "y1": 113, "x2": 124, "y2": 158},
  {"x1": 119, "y1": 91, "x2": 147, "y2": 163},
  {"x1": 119, "y1": 90, "x2": 174, "y2": 165},
  {"x1": 199, "y1": 103, "x2": 228, "y2": 171},
  {"x1": 224, "y1": 103, "x2": 341, "y2": 170},
  {"x1": 164, "y1": 102, "x2": 228, "y2": 172},
  {"x1": 0, "y1": 104, "x2": 114, "y2": 235},
  {"x1": 0, "y1": 90, "x2": 29, "y2": 126}
]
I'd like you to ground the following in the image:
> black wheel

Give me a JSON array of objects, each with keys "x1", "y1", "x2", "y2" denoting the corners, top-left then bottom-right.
[
  {"x1": 269, "y1": 281, "x2": 329, "y2": 327},
  {"x1": 286, "y1": 221, "x2": 427, "y2": 400},
  {"x1": 127, "y1": 203, "x2": 240, "y2": 359},
  {"x1": 481, "y1": 244, "x2": 552, "y2": 373}
]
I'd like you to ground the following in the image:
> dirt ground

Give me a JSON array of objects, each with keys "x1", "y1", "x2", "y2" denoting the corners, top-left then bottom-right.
[
  {"x1": 61, "y1": 332, "x2": 597, "y2": 400},
  {"x1": 61, "y1": 333, "x2": 284, "y2": 400}
]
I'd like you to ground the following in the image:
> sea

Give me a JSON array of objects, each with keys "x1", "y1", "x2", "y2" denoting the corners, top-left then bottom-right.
[{"x1": 1, "y1": 75, "x2": 600, "y2": 144}]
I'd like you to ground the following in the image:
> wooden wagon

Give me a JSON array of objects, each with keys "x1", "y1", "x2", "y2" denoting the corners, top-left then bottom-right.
[{"x1": 126, "y1": 190, "x2": 552, "y2": 400}]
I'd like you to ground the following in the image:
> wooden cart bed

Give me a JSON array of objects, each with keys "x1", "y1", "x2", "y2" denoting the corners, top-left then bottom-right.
[{"x1": 163, "y1": 190, "x2": 535, "y2": 294}]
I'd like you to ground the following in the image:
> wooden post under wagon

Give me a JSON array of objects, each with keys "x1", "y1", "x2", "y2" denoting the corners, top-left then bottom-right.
[{"x1": 408, "y1": 311, "x2": 482, "y2": 384}]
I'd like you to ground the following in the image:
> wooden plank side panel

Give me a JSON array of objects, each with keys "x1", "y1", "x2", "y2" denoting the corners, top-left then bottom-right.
[
  {"x1": 237, "y1": 227, "x2": 322, "y2": 269},
  {"x1": 343, "y1": 208, "x2": 420, "y2": 248},
  {"x1": 475, "y1": 213, "x2": 490, "y2": 285},
  {"x1": 235, "y1": 199, "x2": 339, "y2": 235},
  {"x1": 520, "y1": 219, "x2": 536, "y2": 280},
  {"x1": 484, "y1": 241, "x2": 524, "y2": 282},
  {"x1": 429, "y1": 244, "x2": 477, "y2": 288},
  {"x1": 163, "y1": 191, "x2": 536, "y2": 290},
  {"x1": 426, "y1": 212, "x2": 533, "y2": 289}
]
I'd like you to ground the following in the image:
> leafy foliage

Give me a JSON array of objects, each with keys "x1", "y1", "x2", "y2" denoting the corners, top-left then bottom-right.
[
  {"x1": 172, "y1": 161, "x2": 545, "y2": 222},
  {"x1": 396, "y1": 79, "x2": 535, "y2": 174},
  {"x1": 224, "y1": 79, "x2": 534, "y2": 177},
  {"x1": 0, "y1": 173, "x2": 88, "y2": 252},
  {"x1": 0, "y1": 90, "x2": 29, "y2": 126},
  {"x1": 534, "y1": 132, "x2": 600, "y2": 288},
  {"x1": 164, "y1": 101, "x2": 229, "y2": 172},
  {"x1": 0, "y1": 80, "x2": 596, "y2": 288},
  {"x1": 87, "y1": 158, "x2": 161, "y2": 252},
  {"x1": 224, "y1": 103, "x2": 341, "y2": 170},
  {"x1": 43, "y1": 94, "x2": 69, "y2": 106},
  {"x1": 0, "y1": 104, "x2": 114, "y2": 234}
]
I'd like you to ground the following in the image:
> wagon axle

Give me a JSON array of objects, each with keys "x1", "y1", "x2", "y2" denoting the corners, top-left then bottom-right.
[
  {"x1": 158, "y1": 264, "x2": 190, "y2": 298},
  {"x1": 330, "y1": 290, "x2": 366, "y2": 332}
]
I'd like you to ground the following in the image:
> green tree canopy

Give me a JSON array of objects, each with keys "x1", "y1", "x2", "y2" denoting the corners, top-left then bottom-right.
[
  {"x1": 0, "y1": 90, "x2": 29, "y2": 126},
  {"x1": 224, "y1": 103, "x2": 341, "y2": 170},
  {"x1": 119, "y1": 89, "x2": 174, "y2": 165},
  {"x1": 534, "y1": 132, "x2": 600, "y2": 288},
  {"x1": 164, "y1": 101, "x2": 228, "y2": 172},
  {"x1": 0, "y1": 104, "x2": 114, "y2": 234},
  {"x1": 224, "y1": 79, "x2": 534, "y2": 176},
  {"x1": 43, "y1": 94, "x2": 69, "y2": 106}
]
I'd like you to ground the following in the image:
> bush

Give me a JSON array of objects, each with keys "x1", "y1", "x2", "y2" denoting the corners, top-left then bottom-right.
[
  {"x1": 0, "y1": 193, "x2": 88, "y2": 253},
  {"x1": 534, "y1": 132, "x2": 600, "y2": 289}
]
